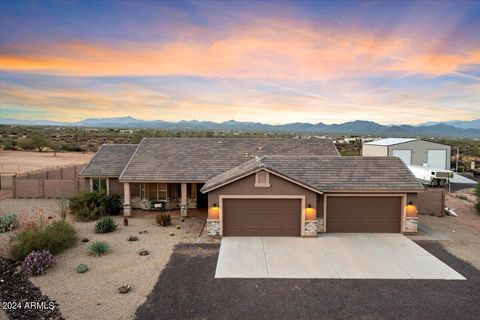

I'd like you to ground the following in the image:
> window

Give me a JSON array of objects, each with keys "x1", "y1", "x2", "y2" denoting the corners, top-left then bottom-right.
[
  {"x1": 147, "y1": 183, "x2": 168, "y2": 201},
  {"x1": 255, "y1": 171, "x2": 270, "y2": 187},
  {"x1": 92, "y1": 178, "x2": 107, "y2": 191}
]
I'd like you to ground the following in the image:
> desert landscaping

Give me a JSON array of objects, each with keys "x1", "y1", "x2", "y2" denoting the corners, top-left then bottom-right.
[{"x1": 0, "y1": 198, "x2": 217, "y2": 320}]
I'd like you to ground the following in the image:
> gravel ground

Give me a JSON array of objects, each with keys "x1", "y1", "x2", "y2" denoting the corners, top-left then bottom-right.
[
  {"x1": 419, "y1": 189, "x2": 480, "y2": 269},
  {"x1": 135, "y1": 242, "x2": 480, "y2": 320},
  {"x1": 0, "y1": 199, "x2": 60, "y2": 258},
  {"x1": 0, "y1": 257, "x2": 64, "y2": 320}
]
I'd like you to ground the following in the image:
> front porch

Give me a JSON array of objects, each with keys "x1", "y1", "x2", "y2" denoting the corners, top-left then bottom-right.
[{"x1": 122, "y1": 182, "x2": 208, "y2": 216}]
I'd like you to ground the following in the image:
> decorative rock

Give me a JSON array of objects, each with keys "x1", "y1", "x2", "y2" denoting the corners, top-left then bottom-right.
[
  {"x1": 139, "y1": 230, "x2": 148, "y2": 234},
  {"x1": 169, "y1": 232, "x2": 175, "y2": 236},
  {"x1": 176, "y1": 225, "x2": 181, "y2": 229},
  {"x1": 118, "y1": 284, "x2": 131, "y2": 294},
  {"x1": 180, "y1": 218, "x2": 185, "y2": 222},
  {"x1": 128, "y1": 235, "x2": 139, "y2": 241},
  {"x1": 76, "y1": 264, "x2": 88, "y2": 273},
  {"x1": 207, "y1": 220, "x2": 220, "y2": 236},
  {"x1": 139, "y1": 249, "x2": 149, "y2": 256},
  {"x1": 82, "y1": 237, "x2": 89, "y2": 242}
]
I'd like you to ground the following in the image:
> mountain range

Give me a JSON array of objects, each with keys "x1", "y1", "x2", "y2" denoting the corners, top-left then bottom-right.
[{"x1": 1, "y1": 116, "x2": 479, "y2": 138}]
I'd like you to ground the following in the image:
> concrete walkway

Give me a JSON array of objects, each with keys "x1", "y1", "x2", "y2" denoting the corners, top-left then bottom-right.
[{"x1": 215, "y1": 234, "x2": 465, "y2": 280}]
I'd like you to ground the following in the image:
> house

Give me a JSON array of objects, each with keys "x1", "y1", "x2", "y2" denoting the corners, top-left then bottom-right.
[
  {"x1": 362, "y1": 138, "x2": 451, "y2": 170},
  {"x1": 80, "y1": 137, "x2": 422, "y2": 237}
]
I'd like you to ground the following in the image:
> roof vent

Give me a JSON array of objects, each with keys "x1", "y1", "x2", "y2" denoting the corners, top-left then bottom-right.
[
  {"x1": 257, "y1": 146, "x2": 264, "y2": 151},
  {"x1": 244, "y1": 152, "x2": 250, "y2": 157}
]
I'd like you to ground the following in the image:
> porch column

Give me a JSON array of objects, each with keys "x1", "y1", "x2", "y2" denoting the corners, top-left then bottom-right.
[
  {"x1": 123, "y1": 182, "x2": 131, "y2": 217},
  {"x1": 89, "y1": 178, "x2": 93, "y2": 192},
  {"x1": 106, "y1": 178, "x2": 110, "y2": 195},
  {"x1": 181, "y1": 183, "x2": 188, "y2": 217}
]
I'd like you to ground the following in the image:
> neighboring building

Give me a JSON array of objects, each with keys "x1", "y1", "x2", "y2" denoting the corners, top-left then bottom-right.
[
  {"x1": 362, "y1": 138, "x2": 451, "y2": 170},
  {"x1": 80, "y1": 137, "x2": 422, "y2": 237}
]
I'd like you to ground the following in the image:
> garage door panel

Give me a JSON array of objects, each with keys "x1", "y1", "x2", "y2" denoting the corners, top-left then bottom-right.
[
  {"x1": 327, "y1": 196, "x2": 401, "y2": 233},
  {"x1": 223, "y1": 199, "x2": 301, "y2": 236}
]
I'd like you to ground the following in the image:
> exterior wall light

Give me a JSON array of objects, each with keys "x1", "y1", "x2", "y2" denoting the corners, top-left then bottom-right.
[
  {"x1": 208, "y1": 203, "x2": 219, "y2": 219},
  {"x1": 406, "y1": 201, "x2": 417, "y2": 217},
  {"x1": 305, "y1": 204, "x2": 316, "y2": 220}
]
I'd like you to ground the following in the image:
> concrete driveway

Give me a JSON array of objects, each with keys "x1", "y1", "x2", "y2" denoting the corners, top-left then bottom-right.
[{"x1": 215, "y1": 234, "x2": 465, "y2": 280}]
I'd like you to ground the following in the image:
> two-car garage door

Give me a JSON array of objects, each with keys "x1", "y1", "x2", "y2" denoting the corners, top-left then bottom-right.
[{"x1": 326, "y1": 196, "x2": 401, "y2": 233}]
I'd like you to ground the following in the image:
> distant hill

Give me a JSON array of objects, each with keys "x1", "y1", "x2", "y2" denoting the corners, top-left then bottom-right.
[
  {"x1": 419, "y1": 119, "x2": 480, "y2": 130},
  {"x1": 1, "y1": 117, "x2": 479, "y2": 138}
]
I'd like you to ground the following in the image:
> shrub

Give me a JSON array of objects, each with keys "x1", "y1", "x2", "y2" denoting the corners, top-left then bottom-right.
[
  {"x1": 10, "y1": 220, "x2": 77, "y2": 261},
  {"x1": 2, "y1": 140, "x2": 15, "y2": 150},
  {"x1": 21, "y1": 250, "x2": 55, "y2": 276},
  {"x1": 0, "y1": 213, "x2": 17, "y2": 233},
  {"x1": 156, "y1": 213, "x2": 171, "y2": 226},
  {"x1": 88, "y1": 241, "x2": 110, "y2": 256},
  {"x1": 69, "y1": 191, "x2": 122, "y2": 221},
  {"x1": 95, "y1": 216, "x2": 118, "y2": 233}
]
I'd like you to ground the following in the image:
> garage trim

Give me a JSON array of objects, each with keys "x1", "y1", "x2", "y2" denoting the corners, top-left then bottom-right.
[
  {"x1": 219, "y1": 195, "x2": 306, "y2": 236},
  {"x1": 323, "y1": 193, "x2": 407, "y2": 233}
]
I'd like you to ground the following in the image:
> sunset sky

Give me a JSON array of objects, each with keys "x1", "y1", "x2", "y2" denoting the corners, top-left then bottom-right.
[{"x1": 0, "y1": 0, "x2": 479, "y2": 125}]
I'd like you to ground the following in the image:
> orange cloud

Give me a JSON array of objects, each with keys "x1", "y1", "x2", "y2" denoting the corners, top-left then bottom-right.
[{"x1": 1, "y1": 18, "x2": 478, "y2": 80}]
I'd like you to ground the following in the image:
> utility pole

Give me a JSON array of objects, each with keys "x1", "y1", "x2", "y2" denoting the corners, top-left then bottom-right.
[{"x1": 456, "y1": 147, "x2": 459, "y2": 172}]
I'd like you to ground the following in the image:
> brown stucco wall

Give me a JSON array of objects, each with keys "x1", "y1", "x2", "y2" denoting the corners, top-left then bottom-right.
[
  {"x1": 207, "y1": 172, "x2": 318, "y2": 216},
  {"x1": 108, "y1": 178, "x2": 123, "y2": 196}
]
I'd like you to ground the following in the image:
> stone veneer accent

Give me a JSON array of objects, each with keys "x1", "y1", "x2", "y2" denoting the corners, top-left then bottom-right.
[
  {"x1": 123, "y1": 204, "x2": 131, "y2": 217},
  {"x1": 404, "y1": 217, "x2": 418, "y2": 234},
  {"x1": 207, "y1": 220, "x2": 220, "y2": 236},
  {"x1": 317, "y1": 218, "x2": 325, "y2": 233},
  {"x1": 304, "y1": 220, "x2": 318, "y2": 237}
]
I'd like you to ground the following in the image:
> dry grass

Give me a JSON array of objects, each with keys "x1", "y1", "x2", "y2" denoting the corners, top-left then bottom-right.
[{"x1": 0, "y1": 150, "x2": 92, "y2": 174}]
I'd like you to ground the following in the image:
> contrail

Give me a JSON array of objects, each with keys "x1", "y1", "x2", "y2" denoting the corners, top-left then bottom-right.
[{"x1": 259, "y1": 80, "x2": 365, "y2": 109}]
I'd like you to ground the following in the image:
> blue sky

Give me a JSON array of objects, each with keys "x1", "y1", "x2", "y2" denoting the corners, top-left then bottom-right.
[{"x1": 0, "y1": 0, "x2": 479, "y2": 124}]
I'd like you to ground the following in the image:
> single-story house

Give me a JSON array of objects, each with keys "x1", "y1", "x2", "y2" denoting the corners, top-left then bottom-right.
[
  {"x1": 80, "y1": 138, "x2": 422, "y2": 237},
  {"x1": 362, "y1": 138, "x2": 451, "y2": 170}
]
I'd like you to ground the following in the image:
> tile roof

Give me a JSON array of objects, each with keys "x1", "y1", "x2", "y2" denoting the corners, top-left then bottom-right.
[
  {"x1": 119, "y1": 137, "x2": 339, "y2": 182},
  {"x1": 364, "y1": 138, "x2": 418, "y2": 146},
  {"x1": 79, "y1": 144, "x2": 138, "y2": 177},
  {"x1": 201, "y1": 155, "x2": 423, "y2": 193}
]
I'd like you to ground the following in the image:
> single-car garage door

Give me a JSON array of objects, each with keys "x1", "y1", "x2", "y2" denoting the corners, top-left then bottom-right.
[
  {"x1": 327, "y1": 196, "x2": 401, "y2": 233},
  {"x1": 223, "y1": 199, "x2": 301, "y2": 236}
]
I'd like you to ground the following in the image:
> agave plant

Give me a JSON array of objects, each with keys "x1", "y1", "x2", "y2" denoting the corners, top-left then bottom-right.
[
  {"x1": 95, "y1": 216, "x2": 118, "y2": 233},
  {"x1": 88, "y1": 241, "x2": 110, "y2": 256}
]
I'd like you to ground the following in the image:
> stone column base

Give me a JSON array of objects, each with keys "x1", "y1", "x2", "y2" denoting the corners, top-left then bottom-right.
[
  {"x1": 404, "y1": 217, "x2": 418, "y2": 234},
  {"x1": 304, "y1": 220, "x2": 318, "y2": 237},
  {"x1": 317, "y1": 218, "x2": 325, "y2": 233},
  {"x1": 207, "y1": 219, "x2": 220, "y2": 236},
  {"x1": 180, "y1": 205, "x2": 188, "y2": 218},
  {"x1": 123, "y1": 204, "x2": 131, "y2": 217}
]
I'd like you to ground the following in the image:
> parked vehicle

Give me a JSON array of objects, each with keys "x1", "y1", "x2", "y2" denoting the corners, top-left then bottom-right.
[{"x1": 407, "y1": 164, "x2": 453, "y2": 186}]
